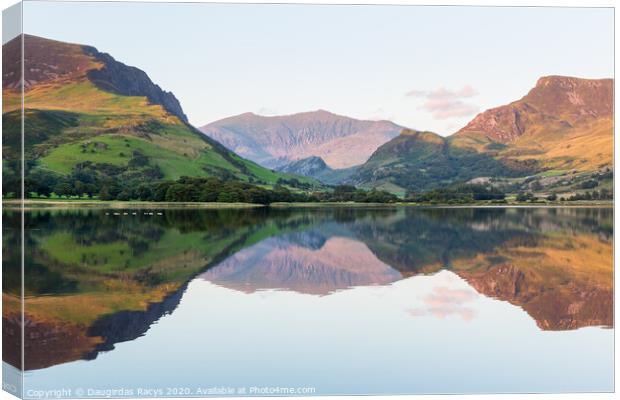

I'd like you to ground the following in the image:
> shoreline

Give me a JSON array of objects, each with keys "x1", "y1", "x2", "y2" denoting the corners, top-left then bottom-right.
[{"x1": 2, "y1": 199, "x2": 614, "y2": 210}]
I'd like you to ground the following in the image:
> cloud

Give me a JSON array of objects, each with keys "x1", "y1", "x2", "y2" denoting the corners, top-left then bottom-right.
[
  {"x1": 406, "y1": 85, "x2": 479, "y2": 120},
  {"x1": 422, "y1": 99, "x2": 479, "y2": 120},
  {"x1": 256, "y1": 107, "x2": 279, "y2": 116},
  {"x1": 406, "y1": 85, "x2": 478, "y2": 100}
]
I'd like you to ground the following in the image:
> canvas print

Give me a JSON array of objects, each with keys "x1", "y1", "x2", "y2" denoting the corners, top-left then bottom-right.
[{"x1": 2, "y1": 1, "x2": 614, "y2": 398}]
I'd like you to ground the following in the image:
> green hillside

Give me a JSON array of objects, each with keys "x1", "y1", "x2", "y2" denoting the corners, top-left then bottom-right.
[
  {"x1": 349, "y1": 129, "x2": 532, "y2": 196},
  {"x1": 2, "y1": 35, "x2": 319, "y2": 199}
]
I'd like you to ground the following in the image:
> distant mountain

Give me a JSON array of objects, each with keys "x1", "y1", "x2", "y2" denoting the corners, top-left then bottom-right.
[
  {"x1": 3, "y1": 35, "x2": 311, "y2": 191},
  {"x1": 453, "y1": 76, "x2": 613, "y2": 172},
  {"x1": 349, "y1": 76, "x2": 613, "y2": 194},
  {"x1": 276, "y1": 156, "x2": 356, "y2": 185},
  {"x1": 199, "y1": 110, "x2": 404, "y2": 169},
  {"x1": 278, "y1": 156, "x2": 329, "y2": 176}
]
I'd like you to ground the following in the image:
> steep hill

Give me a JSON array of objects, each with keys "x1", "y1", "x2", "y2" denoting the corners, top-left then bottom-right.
[
  {"x1": 350, "y1": 76, "x2": 613, "y2": 194},
  {"x1": 276, "y1": 156, "x2": 356, "y2": 184},
  {"x1": 453, "y1": 76, "x2": 613, "y2": 172},
  {"x1": 348, "y1": 129, "x2": 532, "y2": 195},
  {"x1": 2, "y1": 35, "x2": 312, "y2": 195},
  {"x1": 200, "y1": 110, "x2": 404, "y2": 169}
]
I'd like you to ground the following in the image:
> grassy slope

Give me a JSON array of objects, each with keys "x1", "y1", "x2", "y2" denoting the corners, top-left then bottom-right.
[
  {"x1": 13, "y1": 211, "x2": 318, "y2": 326},
  {"x1": 514, "y1": 118, "x2": 613, "y2": 172},
  {"x1": 5, "y1": 78, "x2": 318, "y2": 187},
  {"x1": 452, "y1": 119, "x2": 613, "y2": 173},
  {"x1": 352, "y1": 130, "x2": 524, "y2": 195}
]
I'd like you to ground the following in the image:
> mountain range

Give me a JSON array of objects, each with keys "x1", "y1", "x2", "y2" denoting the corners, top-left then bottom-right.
[
  {"x1": 2, "y1": 34, "x2": 613, "y2": 198},
  {"x1": 200, "y1": 110, "x2": 403, "y2": 169},
  {"x1": 201, "y1": 76, "x2": 613, "y2": 195}
]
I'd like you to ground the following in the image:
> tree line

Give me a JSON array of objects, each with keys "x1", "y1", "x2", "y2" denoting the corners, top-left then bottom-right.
[
  {"x1": 3, "y1": 153, "x2": 612, "y2": 204},
  {"x1": 405, "y1": 184, "x2": 506, "y2": 204}
]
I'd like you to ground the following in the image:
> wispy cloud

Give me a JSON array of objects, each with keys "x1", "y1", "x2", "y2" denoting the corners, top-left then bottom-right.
[
  {"x1": 422, "y1": 99, "x2": 479, "y2": 119},
  {"x1": 256, "y1": 107, "x2": 279, "y2": 116},
  {"x1": 406, "y1": 85, "x2": 479, "y2": 120}
]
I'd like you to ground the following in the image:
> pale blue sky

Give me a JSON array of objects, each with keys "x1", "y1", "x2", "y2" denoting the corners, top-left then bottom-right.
[{"x1": 23, "y1": 2, "x2": 613, "y2": 135}]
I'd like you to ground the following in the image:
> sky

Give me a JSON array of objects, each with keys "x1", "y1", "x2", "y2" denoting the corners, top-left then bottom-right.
[{"x1": 22, "y1": 1, "x2": 614, "y2": 135}]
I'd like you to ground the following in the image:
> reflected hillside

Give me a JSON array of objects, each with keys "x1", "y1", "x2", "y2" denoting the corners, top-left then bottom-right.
[
  {"x1": 349, "y1": 208, "x2": 613, "y2": 330},
  {"x1": 2, "y1": 207, "x2": 612, "y2": 371},
  {"x1": 4, "y1": 208, "x2": 310, "y2": 370}
]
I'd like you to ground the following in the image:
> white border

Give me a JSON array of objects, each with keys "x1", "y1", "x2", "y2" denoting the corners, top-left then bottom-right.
[{"x1": 0, "y1": 2, "x2": 616, "y2": 400}]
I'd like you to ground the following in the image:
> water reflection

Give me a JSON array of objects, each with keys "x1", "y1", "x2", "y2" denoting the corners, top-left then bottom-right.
[
  {"x1": 201, "y1": 233, "x2": 402, "y2": 295},
  {"x1": 2, "y1": 207, "x2": 613, "y2": 380}
]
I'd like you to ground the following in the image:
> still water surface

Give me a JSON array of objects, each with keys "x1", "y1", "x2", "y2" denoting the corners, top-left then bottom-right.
[{"x1": 3, "y1": 207, "x2": 614, "y2": 396}]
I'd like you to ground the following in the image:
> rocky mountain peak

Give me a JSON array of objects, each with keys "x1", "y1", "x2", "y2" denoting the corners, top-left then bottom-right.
[
  {"x1": 455, "y1": 76, "x2": 612, "y2": 143},
  {"x1": 3, "y1": 34, "x2": 188, "y2": 122},
  {"x1": 200, "y1": 111, "x2": 405, "y2": 169}
]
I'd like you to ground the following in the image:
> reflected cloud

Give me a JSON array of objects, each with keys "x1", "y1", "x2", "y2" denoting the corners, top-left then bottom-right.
[{"x1": 408, "y1": 286, "x2": 478, "y2": 321}]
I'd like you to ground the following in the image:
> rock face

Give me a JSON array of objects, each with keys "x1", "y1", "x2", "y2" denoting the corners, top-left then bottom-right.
[
  {"x1": 200, "y1": 110, "x2": 404, "y2": 169},
  {"x1": 4, "y1": 34, "x2": 99, "y2": 90},
  {"x1": 3, "y1": 34, "x2": 188, "y2": 122},
  {"x1": 84, "y1": 47, "x2": 188, "y2": 123},
  {"x1": 455, "y1": 76, "x2": 613, "y2": 143}
]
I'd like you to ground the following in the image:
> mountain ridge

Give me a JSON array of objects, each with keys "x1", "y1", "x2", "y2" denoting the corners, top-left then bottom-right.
[
  {"x1": 347, "y1": 75, "x2": 613, "y2": 194},
  {"x1": 454, "y1": 75, "x2": 612, "y2": 144},
  {"x1": 200, "y1": 110, "x2": 405, "y2": 169},
  {"x1": 4, "y1": 34, "x2": 188, "y2": 123}
]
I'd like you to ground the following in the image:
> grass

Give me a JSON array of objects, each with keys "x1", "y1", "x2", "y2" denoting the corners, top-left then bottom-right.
[
  {"x1": 12, "y1": 80, "x2": 173, "y2": 120},
  {"x1": 534, "y1": 169, "x2": 569, "y2": 178},
  {"x1": 39, "y1": 131, "x2": 241, "y2": 180},
  {"x1": 492, "y1": 118, "x2": 613, "y2": 173},
  {"x1": 7, "y1": 79, "x2": 316, "y2": 188}
]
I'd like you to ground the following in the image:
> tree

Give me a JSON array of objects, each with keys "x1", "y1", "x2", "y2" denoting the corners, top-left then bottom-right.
[
  {"x1": 53, "y1": 182, "x2": 73, "y2": 198},
  {"x1": 98, "y1": 185, "x2": 113, "y2": 201},
  {"x1": 165, "y1": 184, "x2": 190, "y2": 202},
  {"x1": 136, "y1": 184, "x2": 154, "y2": 201},
  {"x1": 516, "y1": 192, "x2": 530, "y2": 202},
  {"x1": 580, "y1": 180, "x2": 598, "y2": 189},
  {"x1": 82, "y1": 183, "x2": 97, "y2": 198},
  {"x1": 117, "y1": 189, "x2": 132, "y2": 201}
]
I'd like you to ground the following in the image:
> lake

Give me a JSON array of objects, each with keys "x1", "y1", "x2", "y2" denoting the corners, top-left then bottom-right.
[{"x1": 2, "y1": 206, "x2": 614, "y2": 397}]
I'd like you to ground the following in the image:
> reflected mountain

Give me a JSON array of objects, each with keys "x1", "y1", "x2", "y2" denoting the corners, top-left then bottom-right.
[
  {"x1": 347, "y1": 208, "x2": 614, "y2": 330},
  {"x1": 1, "y1": 207, "x2": 613, "y2": 371},
  {"x1": 201, "y1": 231, "x2": 402, "y2": 295}
]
